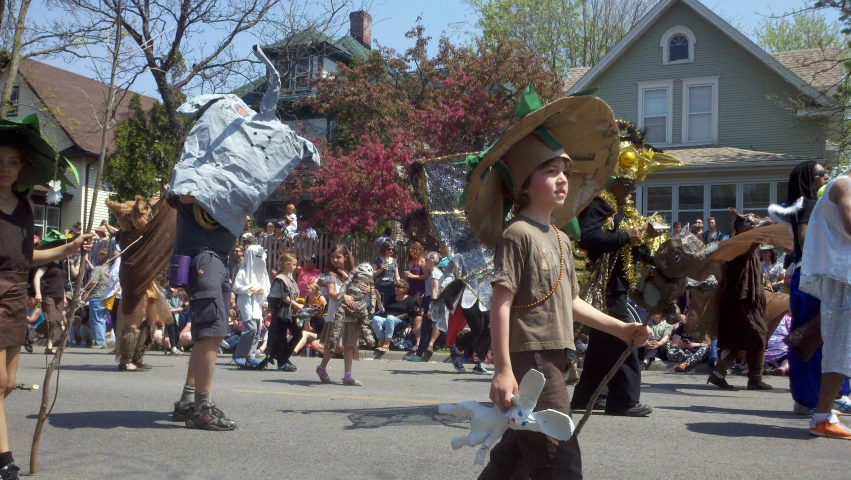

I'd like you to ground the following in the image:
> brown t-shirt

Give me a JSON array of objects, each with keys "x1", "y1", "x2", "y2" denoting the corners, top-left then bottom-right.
[{"x1": 492, "y1": 216, "x2": 578, "y2": 353}]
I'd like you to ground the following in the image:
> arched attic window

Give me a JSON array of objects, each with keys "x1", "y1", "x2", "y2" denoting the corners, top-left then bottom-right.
[{"x1": 660, "y1": 26, "x2": 696, "y2": 65}]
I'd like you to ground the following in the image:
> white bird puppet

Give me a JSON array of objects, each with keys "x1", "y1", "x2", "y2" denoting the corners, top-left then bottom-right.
[{"x1": 439, "y1": 369, "x2": 576, "y2": 465}]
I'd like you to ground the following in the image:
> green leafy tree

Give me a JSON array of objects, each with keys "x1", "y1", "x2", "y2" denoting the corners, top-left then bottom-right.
[
  {"x1": 103, "y1": 94, "x2": 181, "y2": 200},
  {"x1": 463, "y1": 0, "x2": 654, "y2": 75},
  {"x1": 755, "y1": 10, "x2": 842, "y2": 52}
]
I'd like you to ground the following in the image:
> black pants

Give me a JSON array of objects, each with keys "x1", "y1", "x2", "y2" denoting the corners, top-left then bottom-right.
[
  {"x1": 570, "y1": 294, "x2": 641, "y2": 413},
  {"x1": 455, "y1": 306, "x2": 490, "y2": 361},
  {"x1": 270, "y1": 316, "x2": 301, "y2": 365},
  {"x1": 164, "y1": 322, "x2": 178, "y2": 350},
  {"x1": 415, "y1": 296, "x2": 433, "y2": 356}
]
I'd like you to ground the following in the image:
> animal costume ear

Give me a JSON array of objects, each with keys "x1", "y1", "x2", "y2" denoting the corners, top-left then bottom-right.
[
  {"x1": 517, "y1": 369, "x2": 546, "y2": 412},
  {"x1": 532, "y1": 410, "x2": 575, "y2": 441}
]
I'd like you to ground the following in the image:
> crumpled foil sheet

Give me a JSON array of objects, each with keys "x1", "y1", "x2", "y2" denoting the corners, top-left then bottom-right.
[{"x1": 421, "y1": 158, "x2": 493, "y2": 307}]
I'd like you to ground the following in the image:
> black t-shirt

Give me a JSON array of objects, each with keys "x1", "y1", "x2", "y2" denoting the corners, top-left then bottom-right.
[
  {"x1": 791, "y1": 198, "x2": 816, "y2": 260},
  {"x1": 173, "y1": 202, "x2": 236, "y2": 258},
  {"x1": 672, "y1": 323, "x2": 694, "y2": 343},
  {"x1": 384, "y1": 295, "x2": 418, "y2": 318}
]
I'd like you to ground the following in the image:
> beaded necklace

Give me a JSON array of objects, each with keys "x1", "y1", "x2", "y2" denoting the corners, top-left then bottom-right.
[{"x1": 511, "y1": 224, "x2": 564, "y2": 310}]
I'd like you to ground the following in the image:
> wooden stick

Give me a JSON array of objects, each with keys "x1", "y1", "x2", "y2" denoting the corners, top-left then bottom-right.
[
  {"x1": 573, "y1": 314, "x2": 652, "y2": 437},
  {"x1": 30, "y1": 5, "x2": 124, "y2": 474}
]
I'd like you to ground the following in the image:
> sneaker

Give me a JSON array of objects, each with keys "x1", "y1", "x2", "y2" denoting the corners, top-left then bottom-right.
[
  {"x1": 232, "y1": 355, "x2": 246, "y2": 367},
  {"x1": 452, "y1": 355, "x2": 466, "y2": 373},
  {"x1": 403, "y1": 353, "x2": 422, "y2": 362},
  {"x1": 278, "y1": 361, "x2": 297, "y2": 372},
  {"x1": 245, "y1": 357, "x2": 262, "y2": 367},
  {"x1": 421, "y1": 346, "x2": 434, "y2": 362},
  {"x1": 472, "y1": 362, "x2": 492, "y2": 375},
  {"x1": 809, "y1": 414, "x2": 851, "y2": 440},
  {"x1": 343, "y1": 375, "x2": 363, "y2": 386},
  {"x1": 185, "y1": 403, "x2": 236, "y2": 431},
  {"x1": 316, "y1": 366, "x2": 332, "y2": 384},
  {"x1": 172, "y1": 401, "x2": 194, "y2": 422},
  {"x1": 834, "y1": 396, "x2": 851, "y2": 415},
  {"x1": 608, "y1": 403, "x2": 653, "y2": 417},
  {"x1": 0, "y1": 462, "x2": 20, "y2": 480},
  {"x1": 89, "y1": 344, "x2": 106, "y2": 349}
]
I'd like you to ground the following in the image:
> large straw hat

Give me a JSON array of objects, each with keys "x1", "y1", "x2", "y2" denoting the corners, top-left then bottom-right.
[{"x1": 462, "y1": 86, "x2": 619, "y2": 247}]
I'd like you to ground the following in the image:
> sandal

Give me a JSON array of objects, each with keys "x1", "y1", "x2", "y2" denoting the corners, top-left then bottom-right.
[
  {"x1": 133, "y1": 361, "x2": 153, "y2": 370},
  {"x1": 44, "y1": 348, "x2": 56, "y2": 355}
]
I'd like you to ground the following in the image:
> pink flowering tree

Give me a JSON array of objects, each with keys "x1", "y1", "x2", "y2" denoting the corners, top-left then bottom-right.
[{"x1": 299, "y1": 24, "x2": 561, "y2": 236}]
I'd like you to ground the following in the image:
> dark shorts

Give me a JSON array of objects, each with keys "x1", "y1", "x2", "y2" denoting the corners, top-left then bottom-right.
[
  {"x1": 479, "y1": 349, "x2": 582, "y2": 480},
  {"x1": 188, "y1": 252, "x2": 231, "y2": 340}
]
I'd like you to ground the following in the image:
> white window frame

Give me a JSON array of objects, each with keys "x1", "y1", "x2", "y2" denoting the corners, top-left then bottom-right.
[
  {"x1": 681, "y1": 76, "x2": 720, "y2": 146},
  {"x1": 660, "y1": 26, "x2": 696, "y2": 65},
  {"x1": 637, "y1": 80, "x2": 674, "y2": 146}
]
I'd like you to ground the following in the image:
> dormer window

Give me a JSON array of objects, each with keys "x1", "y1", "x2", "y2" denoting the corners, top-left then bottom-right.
[
  {"x1": 661, "y1": 26, "x2": 696, "y2": 65},
  {"x1": 669, "y1": 35, "x2": 689, "y2": 62}
]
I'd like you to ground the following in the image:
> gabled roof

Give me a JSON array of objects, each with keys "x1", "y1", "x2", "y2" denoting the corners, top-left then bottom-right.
[
  {"x1": 770, "y1": 47, "x2": 843, "y2": 95},
  {"x1": 566, "y1": 0, "x2": 838, "y2": 107},
  {"x1": 563, "y1": 67, "x2": 591, "y2": 92},
  {"x1": 657, "y1": 146, "x2": 819, "y2": 170},
  {"x1": 262, "y1": 28, "x2": 370, "y2": 62},
  {"x1": 18, "y1": 58, "x2": 157, "y2": 156}
]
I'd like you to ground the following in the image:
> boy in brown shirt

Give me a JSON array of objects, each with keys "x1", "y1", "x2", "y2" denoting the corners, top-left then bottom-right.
[{"x1": 462, "y1": 89, "x2": 650, "y2": 479}]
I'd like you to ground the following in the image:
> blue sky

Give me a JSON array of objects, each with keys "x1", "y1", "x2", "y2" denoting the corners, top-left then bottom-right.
[{"x1": 31, "y1": 0, "x2": 840, "y2": 99}]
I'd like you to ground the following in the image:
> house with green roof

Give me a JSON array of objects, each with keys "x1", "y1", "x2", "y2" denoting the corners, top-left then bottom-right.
[
  {"x1": 564, "y1": 0, "x2": 842, "y2": 234},
  {"x1": 238, "y1": 11, "x2": 372, "y2": 140}
]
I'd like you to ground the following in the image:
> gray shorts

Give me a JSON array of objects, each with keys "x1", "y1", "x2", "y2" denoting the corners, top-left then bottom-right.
[{"x1": 188, "y1": 252, "x2": 231, "y2": 340}]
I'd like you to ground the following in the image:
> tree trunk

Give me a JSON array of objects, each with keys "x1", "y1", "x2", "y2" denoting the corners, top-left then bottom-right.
[
  {"x1": 0, "y1": 0, "x2": 32, "y2": 120},
  {"x1": 154, "y1": 80, "x2": 188, "y2": 168}
]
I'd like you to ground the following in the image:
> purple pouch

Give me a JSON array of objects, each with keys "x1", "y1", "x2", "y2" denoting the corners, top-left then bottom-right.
[{"x1": 170, "y1": 255, "x2": 191, "y2": 287}]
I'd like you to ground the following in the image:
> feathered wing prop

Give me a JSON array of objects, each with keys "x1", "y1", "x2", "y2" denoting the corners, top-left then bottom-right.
[{"x1": 768, "y1": 197, "x2": 804, "y2": 228}]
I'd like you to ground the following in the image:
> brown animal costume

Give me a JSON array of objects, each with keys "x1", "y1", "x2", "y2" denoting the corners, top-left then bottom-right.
[
  {"x1": 106, "y1": 196, "x2": 176, "y2": 370},
  {"x1": 687, "y1": 210, "x2": 792, "y2": 390}
]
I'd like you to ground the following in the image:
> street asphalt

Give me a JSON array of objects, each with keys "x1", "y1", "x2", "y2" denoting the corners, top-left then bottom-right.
[{"x1": 5, "y1": 349, "x2": 849, "y2": 479}]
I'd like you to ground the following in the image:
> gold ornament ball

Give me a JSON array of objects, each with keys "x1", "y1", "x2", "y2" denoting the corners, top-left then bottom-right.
[{"x1": 619, "y1": 150, "x2": 637, "y2": 167}]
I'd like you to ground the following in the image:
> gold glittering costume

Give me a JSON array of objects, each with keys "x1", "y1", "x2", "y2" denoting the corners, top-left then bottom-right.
[{"x1": 570, "y1": 123, "x2": 682, "y2": 414}]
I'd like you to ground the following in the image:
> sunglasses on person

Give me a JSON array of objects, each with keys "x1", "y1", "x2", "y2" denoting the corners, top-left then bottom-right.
[{"x1": 816, "y1": 171, "x2": 829, "y2": 178}]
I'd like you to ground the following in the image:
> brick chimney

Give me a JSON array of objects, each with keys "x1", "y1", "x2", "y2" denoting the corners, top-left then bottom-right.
[{"x1": 350, "y1": 11, "x2": 372, "y2": 49}]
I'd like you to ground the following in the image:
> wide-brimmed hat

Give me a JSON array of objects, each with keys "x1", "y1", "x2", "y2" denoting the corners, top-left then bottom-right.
[
  {"x1": 462, "y1": 85, "x2": 619, "y2": 247},
  {"x1": 0, "y1": 114, "x2": 78, "y2": 188},
  {"x1": 36, "y1": 229, "x2": 76, "y2": 250}
]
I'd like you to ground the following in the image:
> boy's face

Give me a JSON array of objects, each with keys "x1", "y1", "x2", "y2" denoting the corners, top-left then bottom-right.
[{"x1": 522, "y1": 158, "x2": 569, "y2": 211}]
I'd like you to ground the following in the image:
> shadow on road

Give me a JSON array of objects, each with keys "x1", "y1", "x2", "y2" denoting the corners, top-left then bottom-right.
[
  {"x1": 388, "y1": 369, "x2": 464, "y2": 376},
  {"x1": 641, "y1": 382, "x2": 788, "y2": 397},
  {"x1": 261, "y1": 379, "x2": 322, "y2": 387},
  {"x1": 26, "y1": 410, "x2": 179, "y2": 430},
  {"x1": 279, "y1": 404, "x2": 469, "y2": 431},
  {"x1": 660, "y1": 405, "x2": 799, "y2": 419},
  {"x1": 686, "y1": 421, "x2": 808, "y2": 440}
]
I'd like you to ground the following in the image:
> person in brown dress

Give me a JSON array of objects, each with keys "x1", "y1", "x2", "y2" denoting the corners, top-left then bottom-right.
[
  {"x1": 1, "y1": 116, "x2": 93, "y2": 479},
  {"x1": 706, "y1": 211, "x2": 773, "y2": 391}
]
